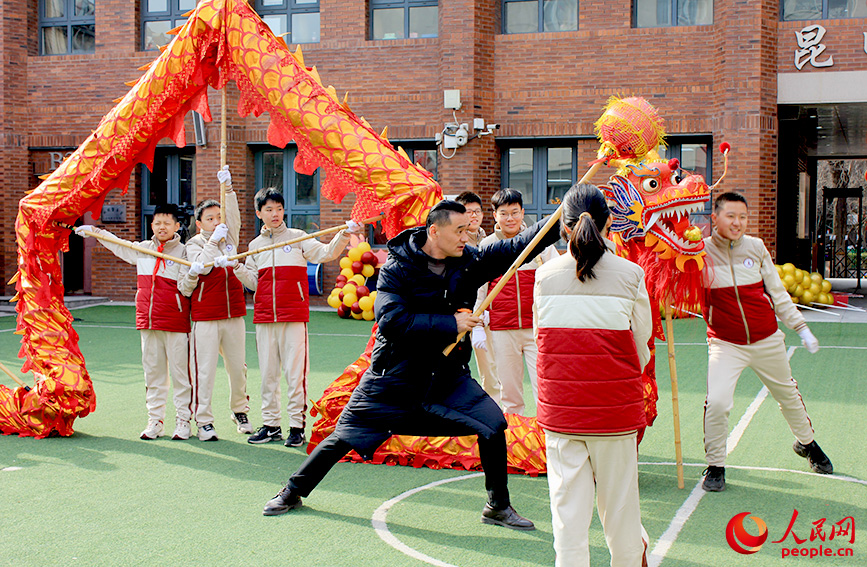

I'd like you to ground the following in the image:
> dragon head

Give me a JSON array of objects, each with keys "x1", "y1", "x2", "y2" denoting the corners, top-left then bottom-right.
[{"x1": 601, "y1": 157, "x2": 710, "y2": 271}]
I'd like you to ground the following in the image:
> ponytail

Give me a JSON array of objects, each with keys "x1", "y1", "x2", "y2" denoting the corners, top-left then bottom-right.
[{"x1": 560, "y1": 183, "x2": 611, "y2": 282}]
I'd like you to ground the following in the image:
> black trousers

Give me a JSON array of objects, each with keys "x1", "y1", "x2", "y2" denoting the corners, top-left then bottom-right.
[{"x1": 287, "y1": 428, "x2": 511, "y2": 509}]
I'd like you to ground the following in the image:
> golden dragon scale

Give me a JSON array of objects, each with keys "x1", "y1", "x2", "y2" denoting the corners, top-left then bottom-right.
[{"x1": 3, "y1": 0, "x2": 441, "y2": 437}]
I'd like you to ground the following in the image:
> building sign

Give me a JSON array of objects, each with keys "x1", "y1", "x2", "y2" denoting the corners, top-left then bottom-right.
[
  {"x1": 794, "y1": 25, "x2": 833, "y2": 70},
  {"x1": 101, "y1": 204, "x2": 126, "y2": 223}
]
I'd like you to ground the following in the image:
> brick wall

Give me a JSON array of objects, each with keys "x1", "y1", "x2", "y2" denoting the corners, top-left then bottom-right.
[{"x1": 6, "y1": 1, "x2": 867, "y2": 300}]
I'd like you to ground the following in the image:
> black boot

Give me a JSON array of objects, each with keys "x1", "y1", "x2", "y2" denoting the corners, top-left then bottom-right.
[
  {"x1": 481, "y1": 504, "x2": 535, "y2": 531},
  {"x1": 702, "y1": 466, "x2": 726, "y2": 492},
  {"x1": 794, "y1": 440, "x2": 833, "y2": 474},
  {"x1": 263, "y1": 485, "x2": 302, "y2": 516}
]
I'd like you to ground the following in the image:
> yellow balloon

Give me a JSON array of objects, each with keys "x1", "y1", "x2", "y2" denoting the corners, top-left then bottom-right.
[
  {"x1": 818, "y1": 292, "x2": 831, "y2": 305},
  {"x1": 358, "y1": 296, "x2": 374, "y2": 311},
  {"x1": 362, "y1": 264, "x2": 375, "y2": 278},
  {"x1": 793, "y1": 285, "x2": 804, "y2": 297},
  {"x1": 821, "y1": 280, "x2": 832, "y2": 293},
  {"x1": 791, "y1": 295, "x2": 800, "y2": 304},
  {"x1": 776, "y1": 265, "x2": 784, "y2": 277},
  {"x1": 809, "y1": 282, "x2": 821, "y2": 295},
  {"x1": 801, "y1": 290, "x2": 815, "y2": 305},
  {"x1": 370, "y1": 290, "x2": 377, "y2": 300},
  {"x1": 340, "y1": 267, "x2": 355, "y2": 279},
  {"x1": 343, "y1": 282, "x2": 357, "y2": 295},
  {"x1": 362, "y1": 309, "x2": 375, "y2": 321},
  {"x1": 810, "y1": 272, "x2": 823, "y2": 284},
  {"x1": 327, "y1": 295, "x2": 342, "y2": 309},
  {"x1": 782, "y1": 263, "x2": 796, "y2": 275},
  {"x1": 343, "y1": 293, "x2": 358, "y2": 307},
  {"x1": 793, "y1": 270, "x2": 804, "y2": 283},
  {"x1": 348, "y1": 248, "x2": 363, "y2": 262},
  {"x1": 357, "y1": 242, "x2": 372, "y2": 253},
  {"x1": 350, "y1": 274, "x2": 365, "y2": 286},
  {"x1": 339, "y1": 257, "x2": 352, "y2": 270},
  {"x1": 783, "y1": 274, "x2": 795, "y2": 288},
  {"x1": 351, "y1": 311, "x2": 363, "y2": 320}
]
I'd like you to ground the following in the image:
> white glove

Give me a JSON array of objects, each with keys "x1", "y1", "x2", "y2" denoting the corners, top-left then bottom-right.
[
  {"x1": 209, "y1": 223, "x2": 229, "y2": 243},
  {"x1": 798, "y1": 327, "x2": 819, "y2": 354},
  {"x1": 188, "y1": 261, "x2": 205, "y2": 276},
  {"x1": 214, "y1": 255, "x2": 237, "y2": 269},
  {"x1": 74, "y1": 225, "x2": 96, "y2": 237},
  {"x1": 216, "y1": 165, "x2": 232, "y2": 188},
  {"x1": 482, "y1": 311, "x2": 490, "y2": 326},
  {"x1": 471, "y1": 325, "x2": 487, "y2": 351},
  {"x1": 346, "y1": 220, "x2": 364, "y2": 234}
]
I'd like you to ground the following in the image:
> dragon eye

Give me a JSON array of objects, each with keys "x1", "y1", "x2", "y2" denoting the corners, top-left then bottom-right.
[
  {"x1": 671, "y1": 171, "x2": 683, "y2": 184},
  {"x1": 642, "y1": 178, "x2": 659, "y2": 192}
]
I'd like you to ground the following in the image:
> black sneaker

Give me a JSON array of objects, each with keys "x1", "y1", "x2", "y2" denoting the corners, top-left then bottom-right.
[
  {"x1": 285, "y1": 427, "x2": 306, "y2": 447},
  {"x1": 231, "y1": 412, "x2": 253, "y2": 434},
  {"x1": 702, "y1": 466, "x2": 726, "y2": 492},
  {"x1": 248, "y1": 425, "x2": 282, "y2": 444},
  {"x1": 263, "y1": 485, "x2": 302, "y2": 516},
  {"x1": 794, "y1": 440, "x2": 833, "y2": 474}
]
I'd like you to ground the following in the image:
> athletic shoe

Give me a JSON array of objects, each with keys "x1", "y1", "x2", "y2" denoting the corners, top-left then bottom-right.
[
  {"x1": 793, "y1": 440, "x2": 833, "y2": 474},
  {"x1": 284, "y1": 427, "x2": 306, "y2": 448},
  {"x1": 702, "y1": 466, "x2": 726, "y2": 491},
  {"x1": 248, "y1": 425, "x2": 282, "y2": 444},
  {"x1": 172, "y1": 419, "x2": 191, "y2": 440},
  {"x1": 481, "y1": 504, "x2": 535, "y2": 531},
  {"x1": 263, "y1": 485, "x2": 302, "y2": 516},
  {"x1": 231, "y1": 412, "x2": 254, "y2": 434},
  {"x1": 140, "y1": 420, "x2": 164, "y2": 440},
  {"x1": 198, "y1": 423, "x2": 218, "y2": 442}
]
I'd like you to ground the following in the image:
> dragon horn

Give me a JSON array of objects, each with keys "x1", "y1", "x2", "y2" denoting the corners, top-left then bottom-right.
[{"x1": 710, "y1": 142, "x2": 731, "y2": 191}]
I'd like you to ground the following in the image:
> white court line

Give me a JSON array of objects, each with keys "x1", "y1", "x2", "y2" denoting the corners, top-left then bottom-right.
[
  {"x1": 372, "y1": 472, "x2": 484, "y2": 567},
  {"x1": 647, "y1": 345, "x2": 795, "y2": 567}
]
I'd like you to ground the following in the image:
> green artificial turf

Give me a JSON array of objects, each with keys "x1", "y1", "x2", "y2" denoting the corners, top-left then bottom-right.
[{"x1": 1, "y1": 307, "x2": 865, "y2": 566}]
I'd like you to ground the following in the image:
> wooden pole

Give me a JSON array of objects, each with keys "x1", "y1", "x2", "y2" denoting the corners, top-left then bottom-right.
[
  {"x1": 0, "y1": 360, "x2": 29, "y2": 390},
  {"x1": 219, "y1": 88, "x2": 227, "y2": 223},
  {"x1": 59, "y1": 223, "x2": 191, "y2": 267},
  {"x1": 664, "y1": 304, "x2": 685, "y2": 489},
  {"x1": 443, "y1": 159, "x2": 608, "y2": 356},
  {"x1": 215, "y1": 213, "x2": 386, "y2": 266}
]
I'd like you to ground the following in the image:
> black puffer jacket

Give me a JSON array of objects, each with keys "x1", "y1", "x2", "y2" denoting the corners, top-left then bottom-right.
[{"x1": 332, "y1": 218, "x2": 561, "y2": 458}]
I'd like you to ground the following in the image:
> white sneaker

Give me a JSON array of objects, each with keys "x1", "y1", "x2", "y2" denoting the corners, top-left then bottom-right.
[
  {"x1": 231, "y1": 412, "x2": 254, "y2": 434},
  {"x1": 172, "y1": 419, "x2": 191, "y2": 440},
  {"x1": 140, "y1": 420, "x2": 164, "y2": 440},
  {"x1": 198, "y1": 423, "x2": 218, "y2": 441}
]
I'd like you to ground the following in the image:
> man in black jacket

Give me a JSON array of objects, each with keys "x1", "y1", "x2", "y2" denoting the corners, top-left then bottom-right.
[{"x1": 263, "y1": 200, "x2": 561, "y2": 530}]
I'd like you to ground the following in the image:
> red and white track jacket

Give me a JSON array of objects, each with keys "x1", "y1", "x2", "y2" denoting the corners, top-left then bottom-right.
[
  {"x1": 477, "y1": 223, "x2": 559, "y2": 330},
  {"x1": 533, "y1": 242, "x2": 652, "y2": 434},
  {"x1": 234, "y1": 222, "x2": 349, "y2": 324},
  {"x1": 703, "y1": 231, "x2": 807, "y2": 345},
  {"x1": 180, "y1": 190, "x2": 247, "y2": 321},
  {"x1": 94, "y1": 230, "x2": 191, "y2": 333}
]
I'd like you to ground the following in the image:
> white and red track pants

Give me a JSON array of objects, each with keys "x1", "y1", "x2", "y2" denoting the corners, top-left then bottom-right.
[
  {"x1": 255, "y1": 321, "x2": 309, "y2": 430},
  {"x1": 545, "y1": 430, "x2": 647, "y2": 567},
  {"x1": 489, "y1": 327, "x2": 538, "y2": 415},
  {"x1": 140, "y1": 329, "x2": 192, "y2": 424},
  {"x1": 704, "y1": 330, "x2": 815, "y2": 467},
  {"x1": 191, "y1": 317, "x2": 249, "y2": 427},
  {"x1": 473, "y1": 326, "x2": 501, "y2": 404}
]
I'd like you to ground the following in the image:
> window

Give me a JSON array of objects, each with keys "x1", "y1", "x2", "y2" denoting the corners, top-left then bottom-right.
[
  {"x1": 657, "y1": 137, "x2": 713, "y2": 233},
  {"x1": 781, "y1": 0, "x2": 867, "y2": 20},
  {"x1": 371, "y1": 0, "x2": 438, "y2": 40},
  {"x1": 634, "y1": 0, "x2": 713, "y2": 28},
  {"x1": 254, "y1": 0, "x2": 320, "y2": 44},
  {"x1": 503, "y1": 0, "x2": 578, "y2": 34},
  {"x1": 142, "y1": 0, "x2": 197, "y2": 51},
  {"x1": 368, "y1": 145, "x2": 438, "y2": 245},
  {"x1": 40, "y1": 0, "x2": 96, "y2": 55},
  {"x1": 142, "y1": 149, "x2": 196, "y2": 240},
  {"x1": 501, "y1": 144, "x2": 577, "y2": 224},
  {"x1": 255, "y1": 147, "x2": 321, "y2": 232}
]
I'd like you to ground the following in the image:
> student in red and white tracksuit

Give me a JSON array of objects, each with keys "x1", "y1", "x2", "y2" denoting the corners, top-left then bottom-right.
[
  {"x1": 180, "y1": 167, "x2": 250, "y2": 441},
  {"x1": 534, "y1": 183, "x2": 651, "y2": 567},
  {"x1": 700, "y1": 192, "x2": 832, "y2": 492},
  {"x1": 476, "y1": 189, "x2": 558, "y2": 415},
  {"x1": 75, "y1": 205, "x2": 192, "y2": 440},
  {"x1": 234, "y1": 187, "x2": 361, "y2": 447}
]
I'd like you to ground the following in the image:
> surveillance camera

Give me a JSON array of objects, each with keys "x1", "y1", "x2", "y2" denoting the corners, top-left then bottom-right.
[
  {"x1": 487, "y1": 123, "x2": 500, "y2": 131},
  {"x1": 455, "y1": 125, "x2": 469, "y2": 147}
]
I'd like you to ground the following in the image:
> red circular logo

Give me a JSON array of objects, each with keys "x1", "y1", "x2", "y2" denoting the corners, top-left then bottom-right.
[{"x1": 726, "y1": 512, "x2": 769, "y2": 554}]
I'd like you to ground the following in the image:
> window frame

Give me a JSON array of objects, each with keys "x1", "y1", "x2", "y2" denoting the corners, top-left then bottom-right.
[
  {"x1": 39, "y1": 0, "x2": 96, "y2": 56},
  {"x1": 502, "y1": 0, "x2": 579, "y2": 35},
  {"x1": 369, "y1": 0, "x2": 439, "y2": 41},
  {"x1": 141, "y1": 0, "x2": 198, "y2": 51},
  {"x1": 500, "y1": 141, "x2": 579, "y2": 224},
  {"x1": 253, "y1": 0, "x2": 321, "y2": 45},
  {"x1": 253, "y1": 145, "x2": 321, "y2": 233},
  {"x1": 141, "y1": 147, "x2": 197, "y2": 241},
  {"x1": 780, "y1": 0, "x2": 866, "y2": 21},
  {"x1": 632, "y1": 0, "x2": 714, "y2": 29}
]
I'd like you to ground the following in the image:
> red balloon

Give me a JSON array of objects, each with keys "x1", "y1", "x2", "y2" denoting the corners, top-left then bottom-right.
[
  {"x1": 361, "y1": 251, "x2": 376, "y2": 265},
  {"x1": 351, "y1": 261, "x2": 364, "y2": 274},
  {"x1": 335, "y1": 281, "x2": 345, "y2": 289},
  {"x1": 351, "y1": 301, "x2": 363, "y2": 314},
  {"x1": 356, "y1": 285, "x2": 370, "y2": 297},
  {"x1": 336, "y1": 274, "x2": 348, "y2": 283},
  {"x1": 337, "y1": 304, "x2": 351, "y2": 318},
  {"x1": 338, "y1": 290, "x2": 344, "y2": 301}
]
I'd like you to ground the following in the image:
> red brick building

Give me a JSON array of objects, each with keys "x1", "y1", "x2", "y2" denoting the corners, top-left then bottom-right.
[{"x1": 2, "y1": 0, "x2": 866, "y2": 302}]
